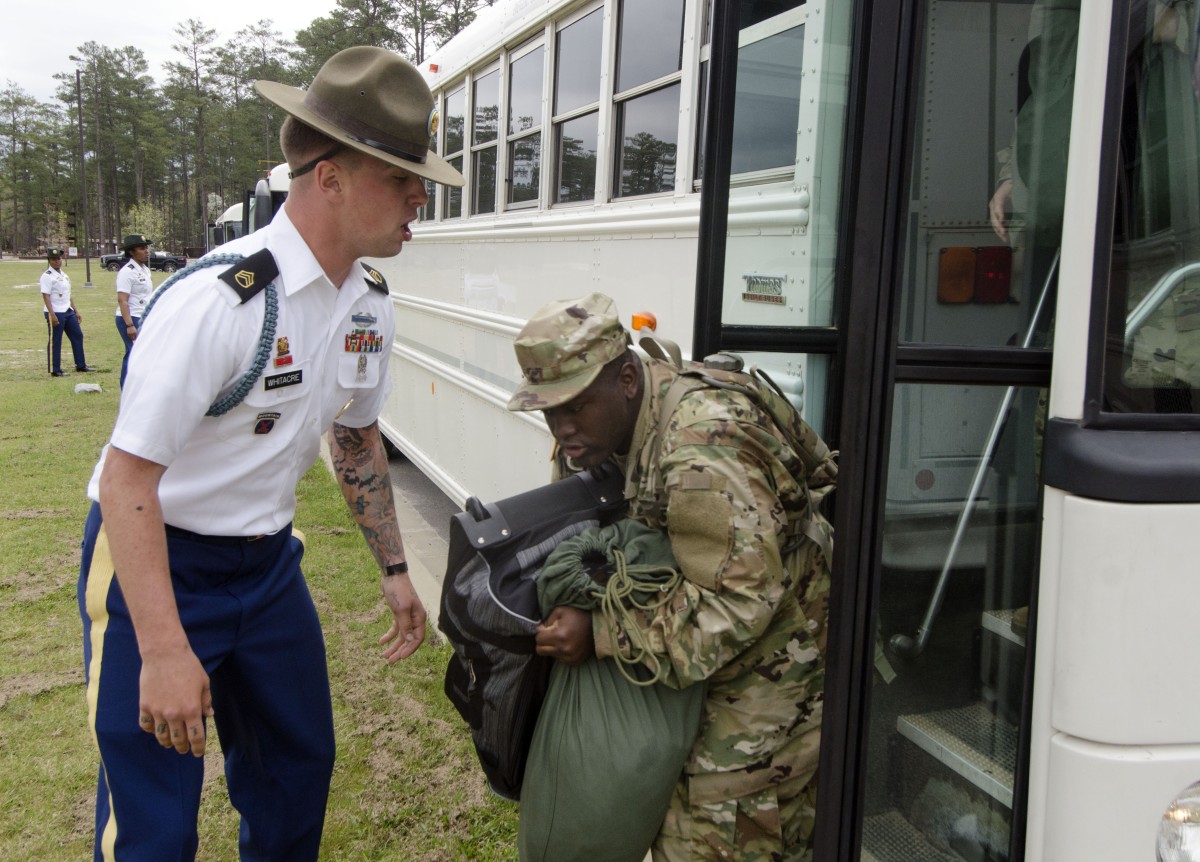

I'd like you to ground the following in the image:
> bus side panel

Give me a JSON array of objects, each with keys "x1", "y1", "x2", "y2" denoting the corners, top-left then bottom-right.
[
  {"x1": 374, "y1": 228, "x2": 698, "y2": 503},
  {"x1": 1029, "y1": 490, "x2": 1200, "y2": 861},
  {"x1": 1051, "y1": 496, "x2": 1200, "y2": 745},
  {"x1": 1038, "y1": 735, "x2": 1200, "y2": 862},
  {"x1": 382, "y1": 338, "x2": 553, "y2": 506}
]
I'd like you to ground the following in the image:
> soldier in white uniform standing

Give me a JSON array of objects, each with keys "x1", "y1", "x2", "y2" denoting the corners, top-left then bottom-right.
[
  {"x1": 40, "y1": 246, "x2": 92, "y2": 376},
  {"x1": 113, "y1": 233, "x2": 154, "y2": 388},
  {"x1": 76, "y1": 47, "x2": 464, "y2": 861}
]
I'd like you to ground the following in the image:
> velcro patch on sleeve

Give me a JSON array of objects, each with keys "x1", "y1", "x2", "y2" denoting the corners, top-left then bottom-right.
[{"x1": 667, "y1": 488, "x2": 734, "y2": 591}]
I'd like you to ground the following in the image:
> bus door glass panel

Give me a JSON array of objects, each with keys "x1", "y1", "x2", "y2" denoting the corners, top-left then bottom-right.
[
  {"x1": 473, "y1": 69, "x2": 500, "y2": 215},
  {"x1": 714, "y1": 3, "x2": 847, "y2": 330},
  {"x1": 898, "y1": 0, "x2": 1076, "y2": 350},
  {"x1": 867, "y1": 382, "x2": 1042, "y2": 862},
  {"x1": 862, "y1": 4, "x2": 1080, "y2": 859},
  {"x1": 553, "y1": 7, "x2": 602, "y2": 204},
  {"x1": 507, "y1": 44, "x2": 544, "y2": 206},
  {"x1": 1103, "y1": 1, "x2": 1200, "y2": 416},
  {"x1": 730, "y1": 24, "x2": 804, "y2": 175},
  {"x1": 444, "y1": 87, "x2": 466, "y2": 218}
]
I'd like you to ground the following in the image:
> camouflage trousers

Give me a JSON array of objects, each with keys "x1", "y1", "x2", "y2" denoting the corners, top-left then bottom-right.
[{"x1": 651, "y1": 769, "x2": 817, "y2": 862}]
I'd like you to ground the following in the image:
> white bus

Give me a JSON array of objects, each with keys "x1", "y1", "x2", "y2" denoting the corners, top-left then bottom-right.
[{"x1": 366, "y1": 0, "x2": 1200, "y2": 859}]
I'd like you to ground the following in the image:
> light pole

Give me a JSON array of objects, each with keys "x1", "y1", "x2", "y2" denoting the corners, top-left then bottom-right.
[{"x1": 75, "y1": 67, "x2": 93, "y2": 286}]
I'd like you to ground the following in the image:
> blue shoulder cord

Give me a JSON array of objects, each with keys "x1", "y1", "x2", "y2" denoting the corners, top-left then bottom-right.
[{"x1": 139, "y1": 253, "x2": 280, "y2": 417}]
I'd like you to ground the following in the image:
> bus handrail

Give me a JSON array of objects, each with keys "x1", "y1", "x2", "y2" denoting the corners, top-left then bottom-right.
[
  {"x1": 889, "y1": 249, "x2": 1059, "y2": 660},
  {"x1": 1124, "y1": 260, "x2": 1200, "y2": 346}
]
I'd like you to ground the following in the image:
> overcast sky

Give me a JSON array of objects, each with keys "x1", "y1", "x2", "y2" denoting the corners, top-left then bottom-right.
[{"x1": 3, "y1": 0, "x2": 338, "y2": 104}]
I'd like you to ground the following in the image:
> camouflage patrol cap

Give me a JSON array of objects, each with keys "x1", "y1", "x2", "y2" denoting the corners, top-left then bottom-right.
[{"x1": 506, "y1": 292, "x2": 632, "y2": 412}]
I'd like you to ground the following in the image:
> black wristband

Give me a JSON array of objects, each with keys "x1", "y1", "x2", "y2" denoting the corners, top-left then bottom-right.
[{"x1": 384, "y1": 562, "x2": 409, "y2": 577}]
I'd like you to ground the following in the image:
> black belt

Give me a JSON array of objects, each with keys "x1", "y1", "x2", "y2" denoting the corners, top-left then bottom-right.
[{"x1": 164, "y1": 523, "x2": 290, "y2": 547}]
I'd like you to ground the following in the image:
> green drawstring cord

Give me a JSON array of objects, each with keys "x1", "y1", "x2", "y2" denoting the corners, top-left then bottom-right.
[{"x1": 596, "y1": 549, "x2": 682, "y2": 687}]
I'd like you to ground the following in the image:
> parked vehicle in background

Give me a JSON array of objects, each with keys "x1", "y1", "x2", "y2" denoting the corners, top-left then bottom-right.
[{"x1": 100, "y1": 250, "x2": 188, "y2": 272}]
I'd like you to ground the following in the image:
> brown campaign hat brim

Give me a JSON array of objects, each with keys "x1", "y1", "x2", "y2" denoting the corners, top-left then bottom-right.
[{"x1": 255, "y1": 79, "x2": 464, "y2": 188}]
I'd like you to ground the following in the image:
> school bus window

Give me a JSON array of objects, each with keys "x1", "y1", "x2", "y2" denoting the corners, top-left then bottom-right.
[
  {"x1": 611, "y1": 0, "x2": 684, "y2": 199},
  {"x1": 555, "y1": 9, "x2": 602, "y2": 115},
  {"x1": 616, "y1": 84, "x2": 680, "y2": 197},
  {"x1": 616, "y1": 0, "x2": 684, "y2": 91},
  {"x1": 472, "y1": 68, "x2": 500, "y2": 215},
  {"x1": 443, "y1": 87, "x2": 466, "y2": 219},
  {"x1": 508, "y1": 45, "x2": 544, "y2": 206},
  {"x1": 445, "y1": 87, "x2": 466, "y2": 154},
  {"x1": 553, "y1": 8, "x2": 602, "y2": 205},
  {"x1": 557, "y1": 114, "x2": 598, "y2": 203},
  {"x1": 474, "y1": 148, "x2": 498, "y2": 215},
  {"x1": 447, "y1": 155, "x2": 463, "y2": 218}
]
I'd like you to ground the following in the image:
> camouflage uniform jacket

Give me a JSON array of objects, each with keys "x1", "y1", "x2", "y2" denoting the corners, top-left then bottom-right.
[{"x1": 555, "y1": 358, "x2": 832, "y2": 801}]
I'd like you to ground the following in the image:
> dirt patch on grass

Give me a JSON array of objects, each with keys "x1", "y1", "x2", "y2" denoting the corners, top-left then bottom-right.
[
  {"x1": 0, "y1": 670, "x2": 81, "y2": 709},
  {"x1": 0, "y1": 508, "x2": 66, "y2": 520},
  {"x1": 1, "y1": 549, "x2": 78, "y2": 605}
]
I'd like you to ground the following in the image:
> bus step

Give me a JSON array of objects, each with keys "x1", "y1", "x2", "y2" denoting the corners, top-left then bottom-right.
[
  {"x1": 862, "y1": 809, "x2": 966, "y2": 862},
  {"x1": 981, "y1": 608, "x2": 1026, "y2": 647},
  {"x1": 896, "y1": 702, "x2": 1017, "y2": 807}
]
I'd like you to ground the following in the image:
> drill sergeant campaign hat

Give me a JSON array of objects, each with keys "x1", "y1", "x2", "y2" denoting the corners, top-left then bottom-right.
[
  {"x1": 46, "y1": 247, "x2": 63, "y2": 259},
  {"x1": 507, "y1": 292, "x2": 633, "y2": 412},
  {"x1": 254, "y1": 46, "x2": 465, "y2": 188},
  {"x1": 121, "y1": 234, "x2": 150, "y2": 250}
]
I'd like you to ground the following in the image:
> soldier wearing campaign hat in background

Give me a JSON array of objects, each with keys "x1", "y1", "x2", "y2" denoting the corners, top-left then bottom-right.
[
  {"x1": 77, "y1": 47, "x2": 464, "y2": 861},
  {"x1": 40, "y1": 246, "x2": 93, "y2": 376},
  {"x1": 508, "y1": 292, "x2": 837, "y2": 862},
  {"x1": 113, "y1": 233, "x2": 154, "y2": 388}
]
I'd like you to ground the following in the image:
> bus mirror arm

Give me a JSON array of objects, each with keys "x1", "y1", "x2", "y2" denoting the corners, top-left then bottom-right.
[{"x1": 890, "y1": 249, "x2": 1059, "y2": 660}]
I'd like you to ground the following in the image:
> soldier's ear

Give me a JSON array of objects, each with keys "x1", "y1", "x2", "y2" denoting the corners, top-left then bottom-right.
[{"x1": 617, "y1": 359, "x2": 640, "y2": 400}]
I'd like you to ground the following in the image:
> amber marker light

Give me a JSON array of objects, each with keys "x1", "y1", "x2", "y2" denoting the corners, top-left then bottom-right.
[{"x1": 631, "y1": 311, "x2": 657, "y2": 332}]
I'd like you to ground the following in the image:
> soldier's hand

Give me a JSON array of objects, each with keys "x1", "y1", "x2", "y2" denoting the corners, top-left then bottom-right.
[
  {"x1": 380, "y1": 572, "x2": 426, "y2": 663},
  {"x1": 535, "y1": 606, "x2": 594, "y2": 665},
  {"x1": 989, "y1": 179, "x2": 1013, "y2": 242},
  {"x1": 137, "y1": 644, "x2": 212, "y2": 757}
]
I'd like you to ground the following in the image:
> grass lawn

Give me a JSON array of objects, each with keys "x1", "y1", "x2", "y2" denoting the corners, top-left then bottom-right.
[{"x1": 0, "y1": 259, "x2": 518, "y2": 860}]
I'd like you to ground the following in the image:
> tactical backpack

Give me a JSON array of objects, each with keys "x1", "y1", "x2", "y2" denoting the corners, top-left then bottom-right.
[
  {"x1": 633, "y1": 336, "x2": 838, "y2": 652},
  {"x1": 638, "y1": 334, "x2": 837, "y2": 570}
]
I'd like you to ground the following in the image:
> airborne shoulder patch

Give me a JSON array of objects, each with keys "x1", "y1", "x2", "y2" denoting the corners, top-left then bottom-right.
[
  {"x1": 218, "y1": 248, "x2": 280, "y2": 304},
  {"x1": 361, "y1": 262, "x2": 389, "y2": 295}
]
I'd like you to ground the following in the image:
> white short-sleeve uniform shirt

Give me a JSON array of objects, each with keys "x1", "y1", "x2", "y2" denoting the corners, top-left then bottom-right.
[
  {"x1": 87, "y1": 208, "x2": 395, "y2": 536},
  {"x1": 114, "y1": 259, "x2": 154, "y2": 319},
  {"x1": 40, "y1": 266, "x2": 72, "y2": 313}
]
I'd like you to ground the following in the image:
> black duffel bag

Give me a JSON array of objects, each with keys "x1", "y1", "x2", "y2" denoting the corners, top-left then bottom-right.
[{"x1": 438, "y1": 463, "x2": 625, "y2": 800}]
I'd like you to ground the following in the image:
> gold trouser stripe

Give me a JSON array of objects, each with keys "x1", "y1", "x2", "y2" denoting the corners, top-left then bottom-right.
[{"x1": 84, "y1": 523, "x2": 119, "y2": 861}]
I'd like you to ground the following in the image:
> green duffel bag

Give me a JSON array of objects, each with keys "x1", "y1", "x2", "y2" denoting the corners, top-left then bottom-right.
[{"x1": 519, "y1": 521, "x2": 706, "y2": 862}]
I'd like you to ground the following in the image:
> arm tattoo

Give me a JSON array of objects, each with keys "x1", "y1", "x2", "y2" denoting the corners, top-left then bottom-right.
[{"x1": 330, "y1": 422, "x2": 406, "y2": 570}]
